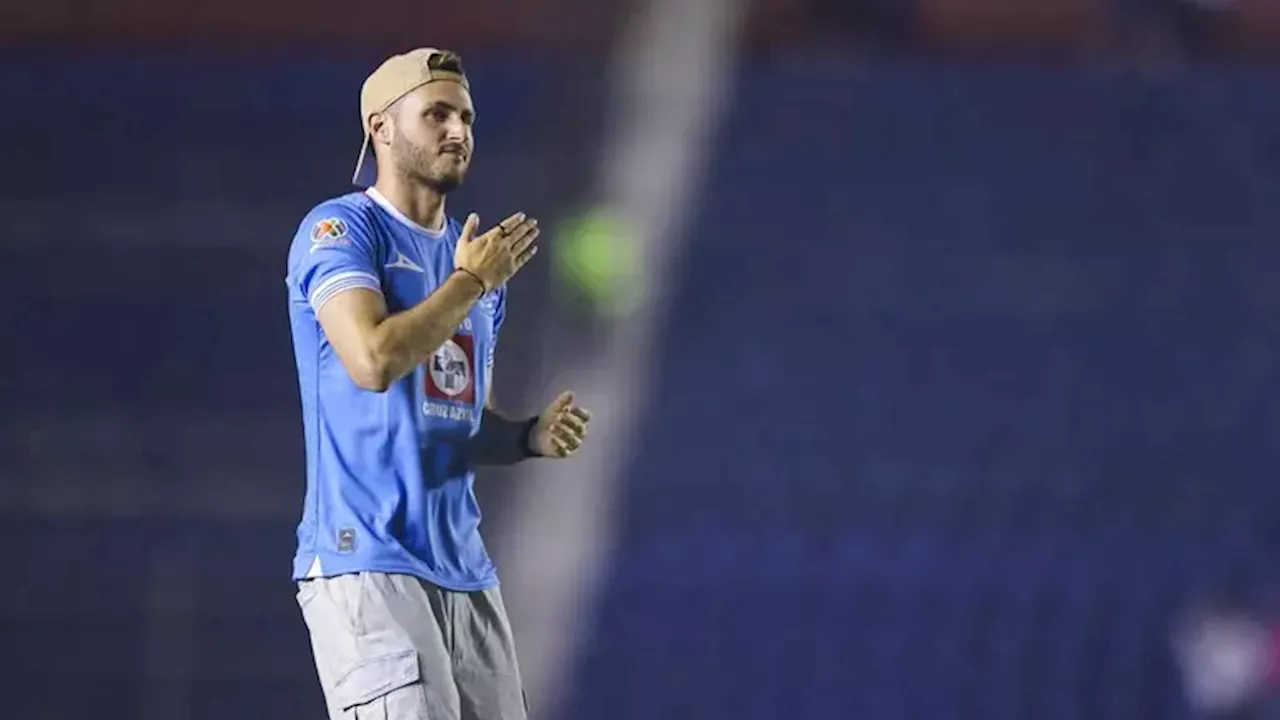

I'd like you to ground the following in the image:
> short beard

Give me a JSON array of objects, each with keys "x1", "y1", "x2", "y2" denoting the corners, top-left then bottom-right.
[
  {"x1": 391, "y1": 133, "x2": 464, "y2": 194},
  {"x1": 423, "y1": 171, "x2": 462, "y2": 195}
]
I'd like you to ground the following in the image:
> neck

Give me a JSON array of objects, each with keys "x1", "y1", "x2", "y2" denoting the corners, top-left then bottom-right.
[{"x1": 371, "y1": 174, "x2": 446, "y2": 232}]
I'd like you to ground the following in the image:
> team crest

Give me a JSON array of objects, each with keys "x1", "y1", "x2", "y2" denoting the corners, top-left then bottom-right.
[
  {"x1": 425, "y1": 334, "x2": 476, "y2": 404},
  {"x1": 309, "y1": 217, "x2": 350, "y2": 249}
]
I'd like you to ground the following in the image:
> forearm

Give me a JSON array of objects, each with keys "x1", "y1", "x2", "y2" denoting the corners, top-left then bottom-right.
[
  {"x1": 470, "y1": 408, "x2": 538, "y2": 466},
  {"x1": 368, "y1": 272, "x2": 484, "y2": 387}
]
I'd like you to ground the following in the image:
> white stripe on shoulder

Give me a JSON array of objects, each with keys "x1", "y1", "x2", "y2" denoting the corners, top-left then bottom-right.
[{"x1": 310, "y1": 271, "x2": 382, "y2": 313}]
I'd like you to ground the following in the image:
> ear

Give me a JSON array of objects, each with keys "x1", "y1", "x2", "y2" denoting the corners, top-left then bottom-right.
[{"x1": 369, "y1": 111, "x2": 393, "y2": 146}]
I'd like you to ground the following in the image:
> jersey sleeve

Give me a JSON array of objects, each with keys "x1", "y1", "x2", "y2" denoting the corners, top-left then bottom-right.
[{"x1": 286, "y1": 203, "x2": 382, "y2": 314}]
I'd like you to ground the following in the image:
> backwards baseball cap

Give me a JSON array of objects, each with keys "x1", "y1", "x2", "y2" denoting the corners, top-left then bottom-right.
[{"x1": 351, "y1": 48, "x2": 471, "y2": 187}]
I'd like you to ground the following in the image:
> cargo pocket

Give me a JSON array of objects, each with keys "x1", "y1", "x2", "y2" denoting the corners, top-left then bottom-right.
[
  {"x1": 333, "y1": 649, "x2": 428, "y2": 720},
  {"x1": 295, "y1": 580, "x2": 320, "y2": 609}
]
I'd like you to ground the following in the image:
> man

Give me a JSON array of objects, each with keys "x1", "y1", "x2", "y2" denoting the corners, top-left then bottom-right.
[{"x1": 284, "y1": 48, "x2": 592, "y2": 720}]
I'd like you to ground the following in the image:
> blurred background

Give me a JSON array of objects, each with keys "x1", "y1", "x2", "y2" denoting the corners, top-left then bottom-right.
[{"x1": 3, "y1": 0, "x2": 1280, "y2": 718}]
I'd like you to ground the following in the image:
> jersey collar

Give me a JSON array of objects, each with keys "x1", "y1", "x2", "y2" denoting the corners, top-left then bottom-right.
[{"x1": 365, "y1": 187, "x2": 448, "y2": 238}]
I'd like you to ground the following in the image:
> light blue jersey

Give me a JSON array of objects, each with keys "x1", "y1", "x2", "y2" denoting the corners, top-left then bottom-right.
[{"x1": 285, "y1": 188, "x2": 506, "y2": 591}]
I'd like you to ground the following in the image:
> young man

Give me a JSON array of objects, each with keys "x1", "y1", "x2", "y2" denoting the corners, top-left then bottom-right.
[{"x1": 284, "y1": 48, "x2": 592, "y2": 720}]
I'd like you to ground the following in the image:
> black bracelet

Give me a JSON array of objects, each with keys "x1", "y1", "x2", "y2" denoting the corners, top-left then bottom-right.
[
  {"x1": 454, "y1": 267, "x2": 487, "y2": 295},
  {"x1": 518, "y1": 416, "x2": 540, "y2": 458}
]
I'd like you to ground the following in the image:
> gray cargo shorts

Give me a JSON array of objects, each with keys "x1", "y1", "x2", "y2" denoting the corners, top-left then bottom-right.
[{"x1": 297, "y1": 571, "x2": 527, "y2": 720}]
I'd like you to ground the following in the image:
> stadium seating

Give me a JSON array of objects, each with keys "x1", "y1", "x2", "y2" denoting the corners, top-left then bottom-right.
[
  {"x1": 3, "y1": 55, "x2": 1279, "y2": 720},
  {"x1": 567, "y1": 60, "x2": 1280, "y2": 720}
]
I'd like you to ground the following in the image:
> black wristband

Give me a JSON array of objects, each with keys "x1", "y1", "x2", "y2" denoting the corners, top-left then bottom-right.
[
  {"x1": 469, "y1": 413, "x2": 540, "y2": 466},
  {"x1": 518, "y1": 416, "x2": 541, "y2": 458}
]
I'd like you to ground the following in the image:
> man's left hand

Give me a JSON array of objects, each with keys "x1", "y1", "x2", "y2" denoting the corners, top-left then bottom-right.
[{"x1": 530, "y1": 391, "x2": 591, "y2": 458}]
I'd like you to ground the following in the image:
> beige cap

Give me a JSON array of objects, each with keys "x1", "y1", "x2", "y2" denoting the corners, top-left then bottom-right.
[{"x1": 351, "y1": 48, "x2": 470, "y2": 187}]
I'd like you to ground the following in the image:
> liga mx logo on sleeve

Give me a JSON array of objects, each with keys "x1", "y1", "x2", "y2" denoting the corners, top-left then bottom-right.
[
  {"x1": 425, "y1": 334, "x2": 476, "y2": 405},
  {"x1": 309, "y1": 217, "x2": 350, "y2": 251}
]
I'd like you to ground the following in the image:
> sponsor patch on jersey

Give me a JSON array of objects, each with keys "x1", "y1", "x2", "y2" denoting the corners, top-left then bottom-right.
[
  {"x1": 425, "y1": 334, "x2": 476, "y2": 405},
  {"x1": 309, "y1": 217, "x2": 350, "y2": 250}
]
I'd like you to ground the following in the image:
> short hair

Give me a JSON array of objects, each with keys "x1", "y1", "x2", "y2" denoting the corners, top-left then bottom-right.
[{"x1": 426, "y1": 50, "x2": 465, "y2": 77}]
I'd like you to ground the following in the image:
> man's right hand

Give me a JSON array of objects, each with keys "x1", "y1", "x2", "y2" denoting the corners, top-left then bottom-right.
[{"x1": 453, "y1": 212, "x2": 540, "y2": 293}]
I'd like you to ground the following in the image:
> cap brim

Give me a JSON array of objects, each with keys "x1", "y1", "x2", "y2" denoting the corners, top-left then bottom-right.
[{"x1": 351, "y1": 131, "x2": 377, "y2": 188}]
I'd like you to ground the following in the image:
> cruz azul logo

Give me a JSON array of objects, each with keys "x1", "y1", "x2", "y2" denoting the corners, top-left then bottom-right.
[{"x1": 423, "y1": 334, "x2": 476, "y2": 421}]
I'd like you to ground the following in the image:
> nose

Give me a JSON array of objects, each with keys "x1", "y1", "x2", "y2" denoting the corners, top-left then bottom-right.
[{"x1": 441, "y1": 117, "x2": 468, "y2": 144}]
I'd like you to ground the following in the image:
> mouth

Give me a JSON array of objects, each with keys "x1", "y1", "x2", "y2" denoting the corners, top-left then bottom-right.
[{"x1": 439, "y1": 146, "x2": 468, "y2": 160}]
